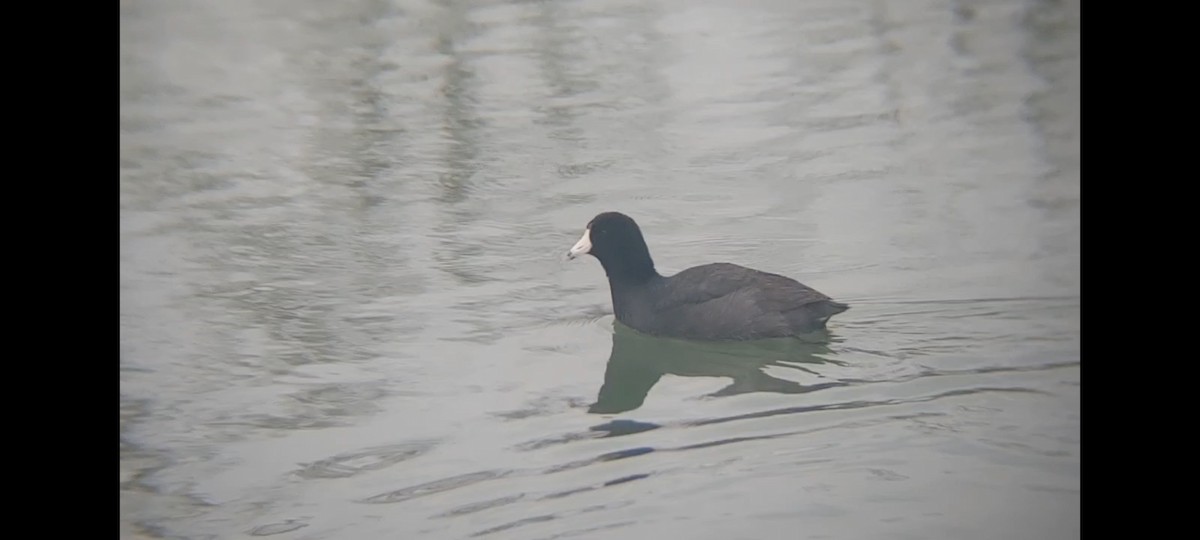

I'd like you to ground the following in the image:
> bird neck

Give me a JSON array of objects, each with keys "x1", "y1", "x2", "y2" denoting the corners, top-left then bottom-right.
[{"x1": 601, "y1": 257, "x2": 659, "y2": 286}]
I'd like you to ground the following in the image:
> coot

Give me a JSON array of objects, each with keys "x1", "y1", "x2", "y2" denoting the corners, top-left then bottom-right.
[{"x1": 567, "y1": 211, "x2": 848, "y2": 341}]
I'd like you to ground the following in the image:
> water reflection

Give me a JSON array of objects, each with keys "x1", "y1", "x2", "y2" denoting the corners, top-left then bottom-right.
[
  {"x1": 589, "y1": 323, "x2": 847, "y2": 414},
  {"x1": 121, "y1": 0, "x2": 1078, "y2": 536}
]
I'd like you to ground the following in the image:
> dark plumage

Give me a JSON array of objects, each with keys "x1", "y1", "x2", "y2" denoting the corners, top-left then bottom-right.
[{"x1": 567, "y1": 211, "x2": 848, "y2": 341}]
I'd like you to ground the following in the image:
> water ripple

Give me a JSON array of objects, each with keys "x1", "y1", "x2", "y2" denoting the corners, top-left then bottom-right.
[
  {"x1": 359, "y1": 470, "x2": 511, "y2": 504},
  {"x1": 295, "y1": 440, "x2": 438, "y2": 479}
]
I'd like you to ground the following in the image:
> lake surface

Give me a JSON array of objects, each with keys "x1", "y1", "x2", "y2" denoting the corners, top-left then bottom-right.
[{"x1": 120, "y1": 0, "x2": 1080, "y2": 538}]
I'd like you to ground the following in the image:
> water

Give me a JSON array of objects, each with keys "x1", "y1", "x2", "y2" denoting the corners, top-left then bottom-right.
[{"x1": 120, "y1": 0, "x2": 1080, "y2": 538}]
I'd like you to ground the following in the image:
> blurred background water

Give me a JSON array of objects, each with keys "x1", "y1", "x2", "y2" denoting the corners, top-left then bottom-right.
[{"x1": 120, "y1": 0, "x2": 1080, "y2": 538}]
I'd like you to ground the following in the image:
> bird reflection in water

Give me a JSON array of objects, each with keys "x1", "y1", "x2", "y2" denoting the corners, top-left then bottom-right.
[{"x1": 589, "y1": 322, "x2": 847, "y2": 415}]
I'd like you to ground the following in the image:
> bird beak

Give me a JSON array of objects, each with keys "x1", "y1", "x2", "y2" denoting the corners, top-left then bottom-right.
[{"x1": 567, "y1": 228, "x2": 591, "y2": 260}]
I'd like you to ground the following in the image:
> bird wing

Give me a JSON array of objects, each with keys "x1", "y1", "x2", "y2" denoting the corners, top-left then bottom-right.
[{"x1": 653, "y1": 262, "x2": 833, "y2": 312}]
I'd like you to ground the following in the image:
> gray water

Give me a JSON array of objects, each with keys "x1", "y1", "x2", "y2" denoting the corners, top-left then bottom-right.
[{"x1": 120, "y1": 0, "x2": 1080, "y2": 538}]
